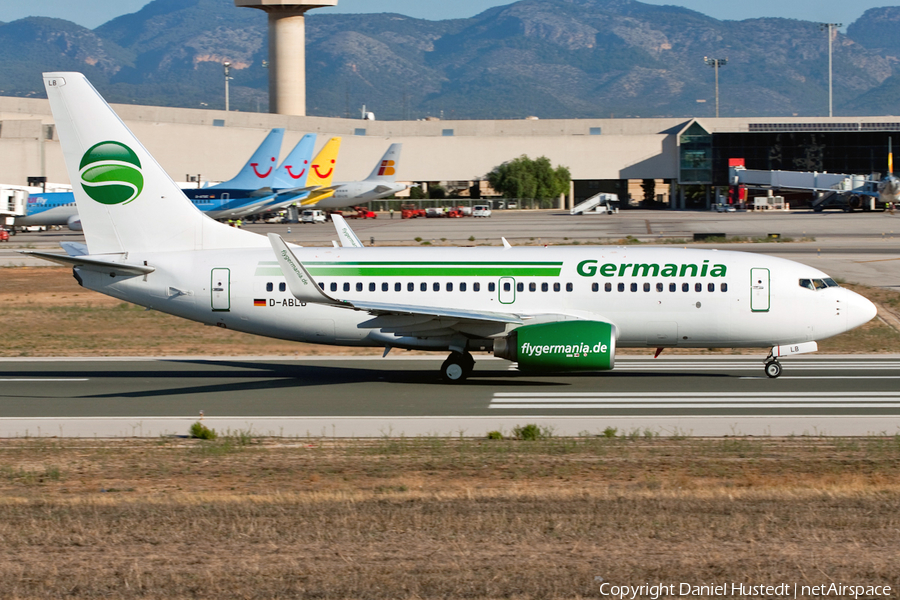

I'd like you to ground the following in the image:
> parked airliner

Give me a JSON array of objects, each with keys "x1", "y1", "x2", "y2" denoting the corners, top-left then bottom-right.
[{"x1": 27, "y1": 73, "x2": 877, "y2": 382}]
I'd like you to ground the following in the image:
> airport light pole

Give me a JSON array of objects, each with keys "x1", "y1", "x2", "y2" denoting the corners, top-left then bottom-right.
[
  {"x1": 818, "y1": 23, "x2": 842, "y2": 117},
  {"x1": 223, "y1": 61, "x2": 232, "y2": 112},
  {"x1": 704, "y1": 57, "x2": 727, "y2": 118}
]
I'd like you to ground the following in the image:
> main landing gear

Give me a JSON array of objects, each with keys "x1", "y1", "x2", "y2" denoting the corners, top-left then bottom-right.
[{"x1": 441, "y1": 351, "x2": 476, "y2": 383}]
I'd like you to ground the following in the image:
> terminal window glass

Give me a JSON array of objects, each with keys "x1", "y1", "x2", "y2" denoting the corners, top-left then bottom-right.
[
  {"x1": 354, "y1": 128, "x2": 366, "y2": 136},
  {"x1": 679, "y1": 121, "x2": 712, "y2": 184},
  {"x1": 442, "y1": 129, "x2": 454, "y2": 137},
  {"x1": 589, "y1": 127, "x2": 602, "y2": 135}
]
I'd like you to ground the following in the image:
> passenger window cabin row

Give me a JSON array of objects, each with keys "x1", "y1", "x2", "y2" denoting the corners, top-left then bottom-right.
[
  {"x1": 592, "y1": 282, "x2": 729, "y2": 293},
  {"x1": 265, "y1": 280, "x2": 729, "y2": 294}
]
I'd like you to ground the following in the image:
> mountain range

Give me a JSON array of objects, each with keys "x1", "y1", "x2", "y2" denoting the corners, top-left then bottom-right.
[{"x1": 0, "y1": 0, "x2": 899, "y2": 119}]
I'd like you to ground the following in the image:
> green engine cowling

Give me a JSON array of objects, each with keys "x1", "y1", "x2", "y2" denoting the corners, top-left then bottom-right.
[{"x1": 493, "y1": 321, "x2": 617, "y2": 372}]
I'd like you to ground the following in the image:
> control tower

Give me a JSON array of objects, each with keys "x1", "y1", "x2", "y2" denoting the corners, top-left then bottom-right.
[{"x1": 235, "y1": 0, "x2": 338, "y2": 116}]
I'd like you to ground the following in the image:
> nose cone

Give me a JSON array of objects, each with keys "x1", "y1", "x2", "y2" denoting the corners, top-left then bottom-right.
[{"x1": 845, "y1": 290, "x2": 877, "y2": 331}]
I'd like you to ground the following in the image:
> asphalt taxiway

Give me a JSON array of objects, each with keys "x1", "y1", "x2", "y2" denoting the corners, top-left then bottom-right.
[{"x1": 2, "y1": 355, "x2": 899, "y2": 437}]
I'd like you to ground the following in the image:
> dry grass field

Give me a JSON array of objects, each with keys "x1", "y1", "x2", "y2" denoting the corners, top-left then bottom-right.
[
  {"x1": 0, "y1": 436, "x2": 898, "y2": 599},
  {"x1": 2, "y1": 267, "x2": 900, "y2": 357}
]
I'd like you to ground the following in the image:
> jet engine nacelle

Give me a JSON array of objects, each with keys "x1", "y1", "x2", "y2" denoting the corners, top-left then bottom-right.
[
  {"x1": 67, "y1": 214, "x2": 82, "y2": 231},
  {"x1": 878, "y1": 176, "x2": 900, "y2": 203},
  {"x1": 494, "y1": 320, "x2": 617, "y2": 371}
]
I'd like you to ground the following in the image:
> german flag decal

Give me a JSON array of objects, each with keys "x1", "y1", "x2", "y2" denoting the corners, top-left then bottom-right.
[{"x1": 253, "y1": 299, "x2": 266, "y2": 307}]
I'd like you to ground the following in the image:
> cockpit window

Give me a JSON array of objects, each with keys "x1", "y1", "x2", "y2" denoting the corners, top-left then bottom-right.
[{"x1": 800, "y1": 278, "x2": 840, "y2": 291}]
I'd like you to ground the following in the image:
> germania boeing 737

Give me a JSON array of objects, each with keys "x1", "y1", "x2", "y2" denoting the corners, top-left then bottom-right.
[{"x1": 26, "y1": 73, "x2": 877, "y2": 382}]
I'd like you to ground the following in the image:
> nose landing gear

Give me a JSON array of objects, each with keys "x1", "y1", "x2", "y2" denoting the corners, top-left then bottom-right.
[
  {"x1": 764, "y1": 359, "x2": 782, "y2": 378},
  {"x1": 441, "y1": 351, "x2": 476, "y2": 383}
]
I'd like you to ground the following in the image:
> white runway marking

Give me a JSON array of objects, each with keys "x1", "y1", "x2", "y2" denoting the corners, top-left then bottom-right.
[
  {"x1": 0, "y1": 378, "x2": 89, "y2": 382},
  {"x1": 490, "y1": 391, "x2": 900, "y2": 410}
]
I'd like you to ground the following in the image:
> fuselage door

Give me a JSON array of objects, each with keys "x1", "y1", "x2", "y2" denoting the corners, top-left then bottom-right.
[
  {"x1": 750, "y1": 267, "x2": 770, "y2": 312},
  {"x1": 211, "y1": 268, "x2": 231, "y2": 311},
  {"x1": 498, "y1": 277, "x2": 516, "y2": 304}
]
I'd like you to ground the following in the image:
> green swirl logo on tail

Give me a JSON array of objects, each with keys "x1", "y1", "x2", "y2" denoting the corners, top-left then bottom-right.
[{"x1": 79, "y1": 141, "x2": 143, "y2": 205}]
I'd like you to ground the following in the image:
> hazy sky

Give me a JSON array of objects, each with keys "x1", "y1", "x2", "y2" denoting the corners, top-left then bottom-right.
[{"x1": 0, "y1": 0, "x2": 884, "y2": 30}]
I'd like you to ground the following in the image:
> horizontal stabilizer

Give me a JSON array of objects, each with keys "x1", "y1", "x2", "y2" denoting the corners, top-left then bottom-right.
[
  {"x1": 21, "y1": 251, "x2": 155, "y2": 275},
  {"x1": 60, "y1": 241, "x2": 89, "y2": 257}
]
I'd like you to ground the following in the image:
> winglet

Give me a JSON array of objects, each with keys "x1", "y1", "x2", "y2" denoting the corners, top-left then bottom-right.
[
  {"x1": 267, "y1": 233, "x2": 344, "y2": 306},
  {"x1": 502, "y1": 237, "x2": 512, "y2": 249},
  {"x1": 331, "y1": 213, "x2": 363, "y2": 248}
]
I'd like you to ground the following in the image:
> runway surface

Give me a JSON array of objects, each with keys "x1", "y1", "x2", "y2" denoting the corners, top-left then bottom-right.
[{"x1": 2, "y1": 355, "x2": 899, "y2": 437}]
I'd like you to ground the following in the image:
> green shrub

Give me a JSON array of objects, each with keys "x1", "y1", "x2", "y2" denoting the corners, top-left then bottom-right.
[
  {"x1": 602, "y1": 426, "x2": 618, "y2": 438},
  {"x1": 189, "y1": 422, "x2": 217, "y2": 440},
  {"x1": 513, "y1": 424, "x2": 548, "y2": 441},
  {"x1": 486, "y1": 430, "x2": 504, "y2": 440}
]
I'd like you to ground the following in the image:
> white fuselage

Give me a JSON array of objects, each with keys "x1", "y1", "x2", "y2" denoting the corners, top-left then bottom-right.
[
  {"x1": 306, "y1": 181, "x2": 408, "y2": 209},
  {"x1": 73, "y1": 245, "x2": 874, "y2": 352}
]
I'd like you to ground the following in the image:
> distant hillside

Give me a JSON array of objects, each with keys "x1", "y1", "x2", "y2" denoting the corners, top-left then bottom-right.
[{"x1": 0, "y1": 0, "x2": 897, "y2": 119}]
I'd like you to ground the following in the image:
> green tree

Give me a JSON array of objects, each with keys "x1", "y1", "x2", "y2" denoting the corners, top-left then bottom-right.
[
  {"x1": 487, "y1": 155, "x2": 571, "y2": 207},
  {"x1": 641, "y1": 178, "x2": 656, "y2": 204}
]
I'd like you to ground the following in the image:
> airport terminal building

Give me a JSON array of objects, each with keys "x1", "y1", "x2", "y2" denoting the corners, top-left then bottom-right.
[{"x1": 0, "y1": 94, "x2": 897, "y2": 212}]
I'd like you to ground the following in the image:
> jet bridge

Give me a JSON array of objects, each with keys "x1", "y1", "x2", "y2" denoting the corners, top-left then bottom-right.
[{"x1": 728, "y1": 166, "x2": 885, "y2": 212}]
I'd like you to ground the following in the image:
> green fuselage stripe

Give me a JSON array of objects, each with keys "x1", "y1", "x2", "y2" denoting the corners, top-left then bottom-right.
[
  {"x1": 306, "y1": 267, "x2": 561, "y2": 277},
  {"x1": 303, "y1": 261, "x2": 563, "y2": 266},
  {"x1": 256, "y1": 262, "x2": 564, "y2": 278}
]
